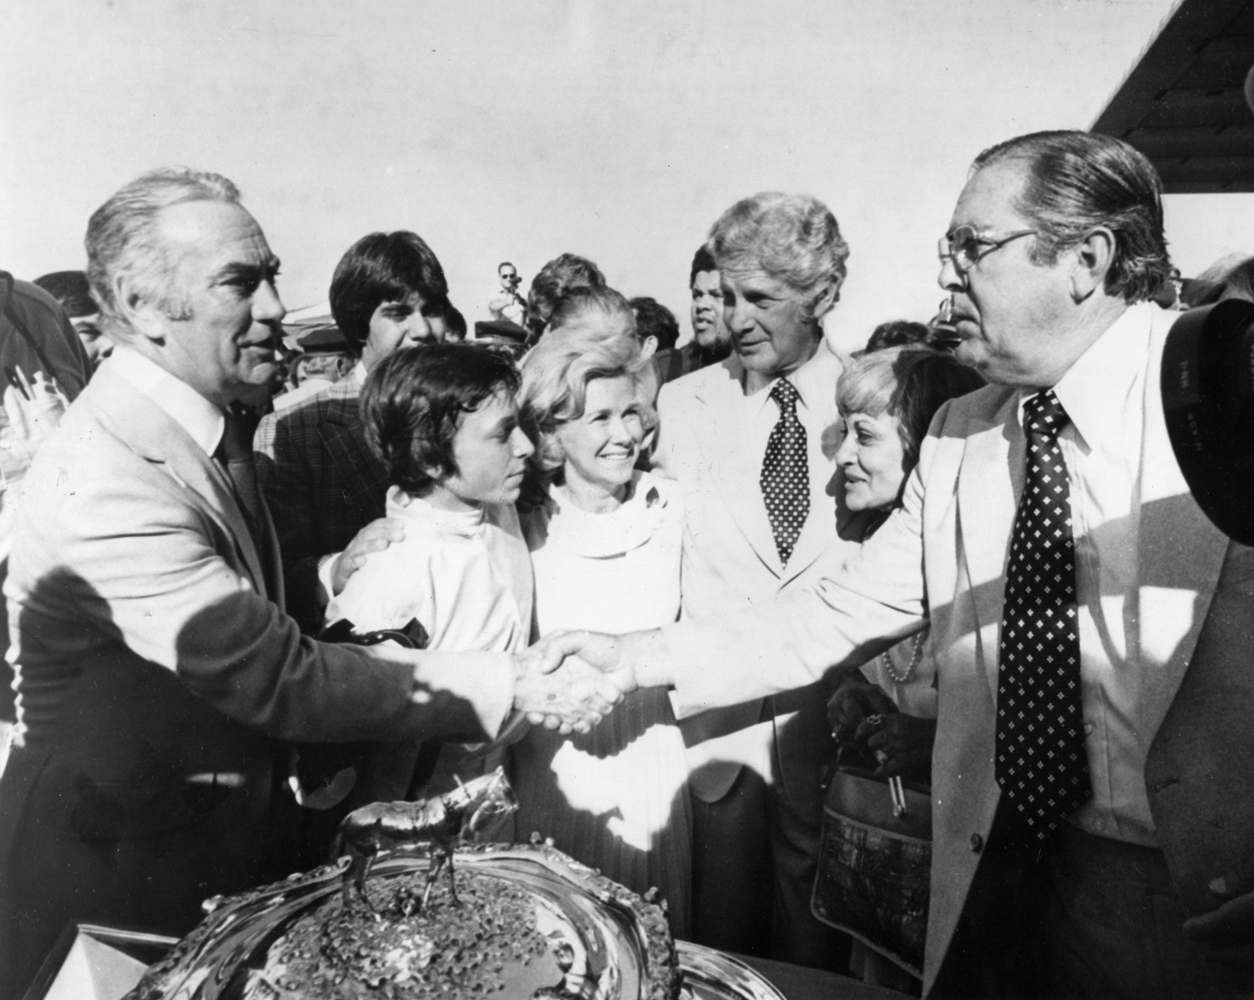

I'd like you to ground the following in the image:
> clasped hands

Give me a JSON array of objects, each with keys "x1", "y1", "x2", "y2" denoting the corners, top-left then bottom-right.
[
  {"x1": 511, "y1": 630, "x2": 638, "y2": 735},
  {"x1": 329, "y1": 520, "x2": 640, "y2": 737},
  {"x1": 503, "y1": 587, "x2": 1254, "y2": 947}
]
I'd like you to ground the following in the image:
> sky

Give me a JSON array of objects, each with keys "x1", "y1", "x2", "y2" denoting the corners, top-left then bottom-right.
[{"x1": 3, "y1": 0, "x2": 1251, "y2": 352}]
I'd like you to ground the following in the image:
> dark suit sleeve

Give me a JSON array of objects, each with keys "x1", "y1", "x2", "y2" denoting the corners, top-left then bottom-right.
[
  {"x1": 4, "y1": 280, "x2": 92, "y2": 399},
  {"x1": 15, "y1": 448, "x2": 513, "y2": 744}
]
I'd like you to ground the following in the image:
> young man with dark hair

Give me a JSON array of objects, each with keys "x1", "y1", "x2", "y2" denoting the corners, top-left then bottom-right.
[
  {"x1": 255, "y1": 230, "x2": 450, "y2": 632},
  {"x1": 655, "y1": 245, "x2": 732, "y2": 386},
  {"x1": 325, "y1": 343, "x2": 534, "y2": 803}
]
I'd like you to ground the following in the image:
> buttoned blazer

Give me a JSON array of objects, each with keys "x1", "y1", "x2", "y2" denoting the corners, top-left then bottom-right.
[
  {"x1": 254, "y1": 376, "x2": 389, "y2": 631},
  {"x1": 652, "y1": 344, "x2": 857, "y2": 803},
  {"x1": 663, "y1": 305, "x2": 1239, "y2": 993}
]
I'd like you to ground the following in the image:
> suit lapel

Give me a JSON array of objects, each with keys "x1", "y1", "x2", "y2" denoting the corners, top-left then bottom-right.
[
  {"x1": 694, "y1": 367, "x2": 782, "y2": 575},
  {"x1": 85, "y1": 366, "x2": 270, "y2": 597},
  {"x1": 956, "y1": 389, "x2": 1021, "y2": 699}
]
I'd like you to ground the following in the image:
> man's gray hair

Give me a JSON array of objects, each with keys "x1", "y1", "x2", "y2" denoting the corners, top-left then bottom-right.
[
  {"x1": 86, "y1": 167, "x2": 241, "y2": 336},
  {"x1": 707, "y1": 192, "x2": 850, "y2": 318}
]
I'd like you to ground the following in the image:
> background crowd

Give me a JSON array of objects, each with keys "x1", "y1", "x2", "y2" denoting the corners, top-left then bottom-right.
[{"x1": 0, "y1": 126, "x2": 1250, "y2": 1000}]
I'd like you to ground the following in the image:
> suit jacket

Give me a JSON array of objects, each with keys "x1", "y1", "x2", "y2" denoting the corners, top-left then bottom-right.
[
  {"x1": 652, "y1": 343, "x2": 858, "y2": 803},
  {"x1": 254, "y1": 372, "x2": 389, "y2": 632},
  {"x1": 661, "y1": 304, "x2": 1243, "y2": 994},
  {"x1": 0, "y1": 361, "x2": 512, "y2": 996}
]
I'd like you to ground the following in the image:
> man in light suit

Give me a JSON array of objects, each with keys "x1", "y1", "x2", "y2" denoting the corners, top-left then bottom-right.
[
  {"x1": 255, "y1": 230, "x2": 449, "y2": 633},
  {"x1": 651, "y1": 192, "x2": 857, "y2": 968},
  {"x1": 557, "y1": 133, "x2": 1254, "y2": 996},
  {"x1": 0, "y1": 168, "x2": 617, "y2": 1000}
]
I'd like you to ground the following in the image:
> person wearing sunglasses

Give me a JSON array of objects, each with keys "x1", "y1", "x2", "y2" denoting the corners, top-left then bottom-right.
[
  {"x1": 548, "y1": 131, "x2": 1254, "y2": 998},
  {"x1": 489, "y1": 261, "x2": 526, "y2": 327}
]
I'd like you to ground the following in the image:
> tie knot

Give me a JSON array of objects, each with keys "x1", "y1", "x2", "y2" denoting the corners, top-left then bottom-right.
[
  {"x1": 771, "y1": 378, "x2": 800, "y2": 413},
  {"x1": 219, "y1": 404, "x2": 260, "y2": 463},
  {"x1": 1023, "y1": 389, "x2": 1068, "y2": 438}
]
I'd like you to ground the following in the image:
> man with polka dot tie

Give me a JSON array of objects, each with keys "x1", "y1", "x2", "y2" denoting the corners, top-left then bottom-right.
[
  {"x1": 649, "y1": 193, "x2": 860, "y2": 971},
  {"x1": 563, "y1": 132, "x2": 1254, "y2": 997}
]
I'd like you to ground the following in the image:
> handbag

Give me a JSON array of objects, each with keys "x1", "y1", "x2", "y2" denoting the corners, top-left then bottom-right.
[{"x1": 811, "y1": 760, "x2": 931, "y2": 979}]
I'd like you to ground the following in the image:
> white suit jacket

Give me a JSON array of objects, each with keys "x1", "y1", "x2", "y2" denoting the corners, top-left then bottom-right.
[
  {"x1": 652, "y1": 342, "x2": 859, "y2": 802},
  {"x1": 661, "y1": 304, "x2": 1237, "y2": 992}
]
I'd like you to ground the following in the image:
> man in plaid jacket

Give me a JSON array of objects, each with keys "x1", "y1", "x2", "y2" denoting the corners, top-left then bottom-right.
[{"x1": 255, "y1": 231, "x2": 450, "y2": 633}]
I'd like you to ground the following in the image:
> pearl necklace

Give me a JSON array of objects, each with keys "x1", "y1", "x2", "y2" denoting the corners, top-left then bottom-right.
[{"x1": 880, "y1": 628, "x2": 927, "y2": 684}]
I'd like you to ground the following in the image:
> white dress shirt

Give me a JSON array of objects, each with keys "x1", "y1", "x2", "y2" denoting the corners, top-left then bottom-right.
[
  {"x1": 734, "y1": 344, "x2": 841, "y2": 512},
  {"x1": 109, "y1": 347, "x2": 225, "y2": 457},
  {"x1": 1034, "y1": 302, "x2": 1156, "y2": 845}
]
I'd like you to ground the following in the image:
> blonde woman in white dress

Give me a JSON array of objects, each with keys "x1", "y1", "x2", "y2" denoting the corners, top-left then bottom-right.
[{"x1": 512, "y1": 287, "x2": 692, "y2": 937}]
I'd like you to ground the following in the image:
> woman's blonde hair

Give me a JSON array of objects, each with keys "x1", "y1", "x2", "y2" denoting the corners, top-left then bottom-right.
[
  {"x1": 838, "y1": 346, "x2": 984, "y2": 466},
  {"x1": 520, "y1": 291, "x2": 656, "y2": 485}
]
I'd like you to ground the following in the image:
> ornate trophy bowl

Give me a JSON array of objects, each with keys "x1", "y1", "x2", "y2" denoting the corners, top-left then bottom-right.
[{"x1": 127, "y1": 843, "x2": 680, "y2": 1000}]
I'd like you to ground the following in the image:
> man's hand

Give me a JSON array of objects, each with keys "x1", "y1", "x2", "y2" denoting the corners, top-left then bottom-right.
[
  {"x1": 330, "y1": 516, "x2": 406, "y2": 596},
  {"x1": 1183, "y1": 851, "x2": 1254, "y2": 945},
  {"x1": 529, "y1": 628, "x2": 662, "y2": 689},
  {"x1": 512, "y1": 642, "x2": 624, "y2": 735}
]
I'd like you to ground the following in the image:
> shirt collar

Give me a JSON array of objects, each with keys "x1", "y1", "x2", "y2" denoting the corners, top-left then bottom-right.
[
  {"x1": 109, "y1": 346, "x2": 226, "y2": 456},
  {"x1": 386, "y1": 486, "x2": 486, "y2": 535},
  {"x1": 744, "y1": 339, "x2": 838, "y2": 415},
  {"x1": 1017, "y1": 301, "x2": 1154, "y2": 449}
]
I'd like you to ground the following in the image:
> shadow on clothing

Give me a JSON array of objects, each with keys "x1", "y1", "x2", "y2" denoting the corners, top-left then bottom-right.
[
  {"x1": 685, "y1": 685, "x2": 852, "y2": 975},
  {"x1": 0, "y1": 574, "x2": 490, "y2": 1000},
  {"x1": 509, "y1": 689, "x2": 694, "y2": 939}
]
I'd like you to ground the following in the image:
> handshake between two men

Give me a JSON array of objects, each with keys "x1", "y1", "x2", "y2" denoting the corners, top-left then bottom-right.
[
  {"x1": 510, "y1": 630, "x2": 655, "y2": 735},
  {"x1": 330, "y1": 520, "x2": 653, "y2": 738}
]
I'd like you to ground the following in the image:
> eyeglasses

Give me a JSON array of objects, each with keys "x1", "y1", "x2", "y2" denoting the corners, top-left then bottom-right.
[{"x1": 938, "y1": 225, "x2": 1038, "y2": 273}]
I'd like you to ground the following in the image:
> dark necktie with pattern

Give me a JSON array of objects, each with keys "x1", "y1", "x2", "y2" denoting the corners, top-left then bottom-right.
[
  {"x1": 760, "y1": 378, "x2": 809, "y2": 566},
  {"x1": 995, "y1": 389, "x2": 1092, "y2": 842}
]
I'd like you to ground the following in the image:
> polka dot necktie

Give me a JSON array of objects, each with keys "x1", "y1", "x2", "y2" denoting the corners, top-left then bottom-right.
[
  {"x1": 995, "y1": 389, "x2": 1092, "y2": 842},
  {"x1": 760, "y1": 379, "x2": 808, "y2": 566}
]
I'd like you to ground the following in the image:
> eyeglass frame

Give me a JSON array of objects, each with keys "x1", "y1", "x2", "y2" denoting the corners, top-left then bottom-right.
[{"x1": 938, "y1": 225, "x2": 1039, "y2": 274}]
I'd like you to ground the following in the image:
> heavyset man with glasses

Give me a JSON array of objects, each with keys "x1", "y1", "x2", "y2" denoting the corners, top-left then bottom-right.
[{"x1": 553, "y1": 131, "x2": 1254, "y2": 997}]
